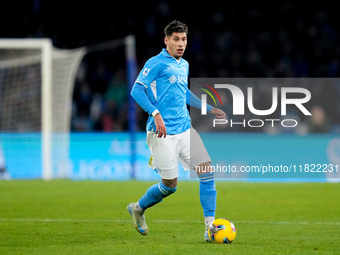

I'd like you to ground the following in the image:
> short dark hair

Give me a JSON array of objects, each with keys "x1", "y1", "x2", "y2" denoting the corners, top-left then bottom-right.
[{"x1": 164, "y1": 20, "x2": 188, "y2": 37}]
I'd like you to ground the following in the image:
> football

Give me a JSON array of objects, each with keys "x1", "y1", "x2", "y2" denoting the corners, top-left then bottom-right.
[{"x1": 208, "y1": 218, "x2": 236, "y2": 244}]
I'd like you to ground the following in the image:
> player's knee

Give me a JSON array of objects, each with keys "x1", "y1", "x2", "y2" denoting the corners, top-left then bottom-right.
[
  {"x1": 196, "y1": 162, "x2": 214, "y2": 175},
  {"x1": 162, "y1": 177, "x2": 177, "y2": 189},
  {"x1": 160, "y1": 181, "x2": 177, "y2": 196}
]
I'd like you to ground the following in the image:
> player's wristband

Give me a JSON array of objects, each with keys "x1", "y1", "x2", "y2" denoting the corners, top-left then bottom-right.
[{"x1": 151, "y1": 109, "x2": 160, "y2": 117}]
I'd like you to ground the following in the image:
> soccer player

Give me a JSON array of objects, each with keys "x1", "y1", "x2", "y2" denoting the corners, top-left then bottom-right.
[{"x1": 127, "y1": 20, "x2": 226, "y2": 241}]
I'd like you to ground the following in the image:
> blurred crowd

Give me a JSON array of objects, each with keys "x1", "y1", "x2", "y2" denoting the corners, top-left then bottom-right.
[{"x1": 1, "y1": 1, "x2": 340, "y2": 133}]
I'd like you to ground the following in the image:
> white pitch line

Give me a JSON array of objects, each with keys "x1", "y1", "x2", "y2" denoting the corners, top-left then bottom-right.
[{"x1": 0, "y1": 218, "x2": 339, "y2": 225}]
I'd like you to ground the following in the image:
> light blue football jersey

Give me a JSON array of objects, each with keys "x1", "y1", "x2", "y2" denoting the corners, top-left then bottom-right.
[{"x1": 135, "y1": 49, "x2": 190, "y2": 135}]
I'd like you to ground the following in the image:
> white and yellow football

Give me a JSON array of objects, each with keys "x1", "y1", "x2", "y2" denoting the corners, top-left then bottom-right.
[{"x1": 208, "y1": 218, "x2": 236, "y2": 244}]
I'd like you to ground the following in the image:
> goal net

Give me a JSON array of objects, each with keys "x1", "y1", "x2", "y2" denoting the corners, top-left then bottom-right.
[{"x1": 0, "y1": 37, "x2": 136, "y2": 179}]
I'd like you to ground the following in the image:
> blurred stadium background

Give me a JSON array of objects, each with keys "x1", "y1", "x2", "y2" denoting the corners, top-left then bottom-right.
[{"x1": 0, "y1": 1, "x2": 340, "y2": 180}]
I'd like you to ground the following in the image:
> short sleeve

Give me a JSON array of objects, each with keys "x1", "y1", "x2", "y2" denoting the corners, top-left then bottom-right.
[{"x1": 135, "y1": 56, "x2": 160, "y2": 88}]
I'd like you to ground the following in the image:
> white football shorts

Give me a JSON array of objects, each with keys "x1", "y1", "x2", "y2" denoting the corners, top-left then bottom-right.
[{"x1": 146, "y1": 127, "x2": 211, "y2": 180}]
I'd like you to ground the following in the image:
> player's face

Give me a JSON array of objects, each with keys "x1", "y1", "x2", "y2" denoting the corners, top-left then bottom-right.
[{"x1": 165, "y1": 32, "x2": 187, "y2": 60}]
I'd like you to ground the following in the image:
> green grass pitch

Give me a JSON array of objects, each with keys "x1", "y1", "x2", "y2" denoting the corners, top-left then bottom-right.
[{"x1": 1, "y1": 180, "x2": 340, "y2": 254}]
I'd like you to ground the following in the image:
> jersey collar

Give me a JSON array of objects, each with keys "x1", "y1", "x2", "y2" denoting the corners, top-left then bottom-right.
[{"x1": 161, "y1": 48, "x2": 182, "y2": 64}]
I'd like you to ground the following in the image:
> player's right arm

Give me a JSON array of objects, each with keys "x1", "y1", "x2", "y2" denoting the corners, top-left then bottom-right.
[
  {"x1": 130, "y1": 83, "x2": 167, "y2": 138},
  {"x1": 130, "y1": 83, "x2": 157, "y2": 116},
  {"x1": 130, "y1": 58, "x2": 167, "y2": 138}
]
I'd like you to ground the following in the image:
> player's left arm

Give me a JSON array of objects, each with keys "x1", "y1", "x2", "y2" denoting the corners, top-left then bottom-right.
[{"x1": 186, "y1": 89, "x2": 226, "y2": 119}]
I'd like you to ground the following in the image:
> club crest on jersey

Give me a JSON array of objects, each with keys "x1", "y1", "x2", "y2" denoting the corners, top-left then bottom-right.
[
  {"x1": 169, "y1": 75, "x2": 177, "y2": 84},
  {"x1": 169, "y1": 75, "x2": 187, "y2": 85}
]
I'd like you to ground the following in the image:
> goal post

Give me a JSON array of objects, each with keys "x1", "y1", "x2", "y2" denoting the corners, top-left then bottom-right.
[
  {"x1": 41, "y1": 40, "x2": 53, "y2": 180},
  {"x1": 0, "y1": 36, "x2": 137, "y2": 180},
  {"x1": 0, "y1": 39, "x2": 54, "y2": 179},
  {"x1": 125, "y1": 35, "x2": 138, "y2": 178}
]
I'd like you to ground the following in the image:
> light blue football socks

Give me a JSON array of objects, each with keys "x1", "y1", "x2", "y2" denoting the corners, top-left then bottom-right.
[
  {"x1": 135, "y1": 172, "x2": 216, "y2": 225},
  {"x1": 138, "y1": 182, "x2": 177, "y2": 210},
  {"x1": 199, "y1": 172, "x2": 217, "y2": 217}
]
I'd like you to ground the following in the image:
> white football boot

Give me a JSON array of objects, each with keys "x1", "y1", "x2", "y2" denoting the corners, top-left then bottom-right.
[
  {"x1": 127, "y1": 202, "x2": 149, "y2": 235},
  {"x1": 205, "y1": 225, "x2": 211, "y2": 242}
]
